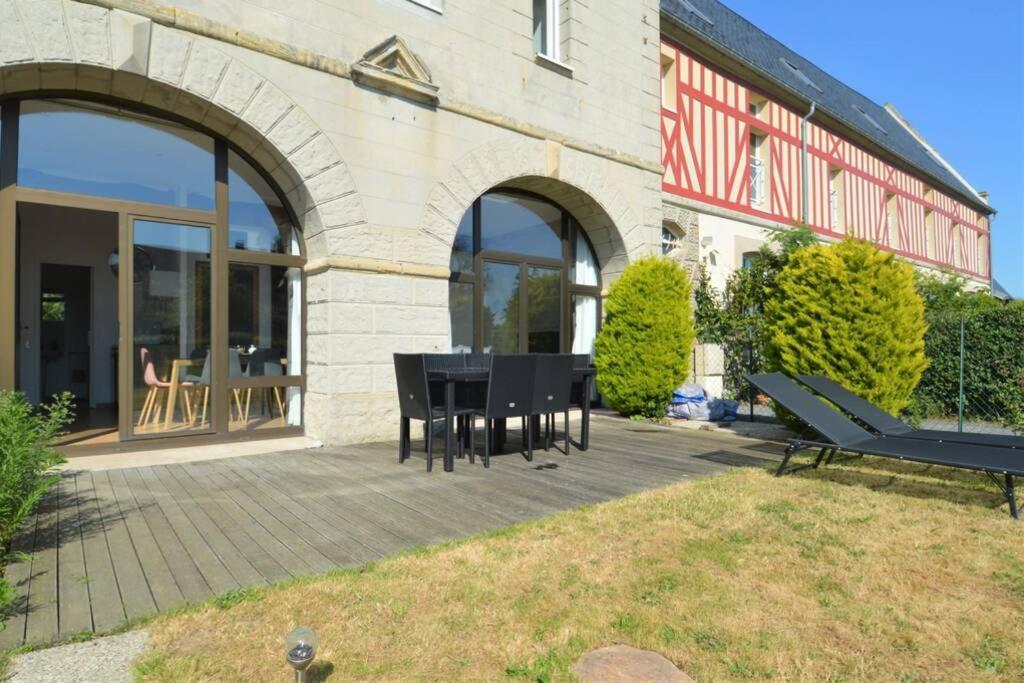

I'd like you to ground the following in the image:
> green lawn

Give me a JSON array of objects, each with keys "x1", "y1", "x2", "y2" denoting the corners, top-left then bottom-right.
[{"x1": 135, "y1": 455, "x2": 1023, "y2": 681}]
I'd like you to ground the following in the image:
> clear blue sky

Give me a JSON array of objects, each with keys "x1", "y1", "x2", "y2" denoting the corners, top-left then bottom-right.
[{"x1": 721, "y1": 0, "x2": 1024, "y2": 297}]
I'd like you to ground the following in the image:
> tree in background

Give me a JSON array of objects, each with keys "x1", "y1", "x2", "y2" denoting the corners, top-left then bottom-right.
[
  {"x1": 693, "y1": 224, "x2": 815, "y2": 397},
  {"x1": 594, "y1": 257, "x2": 694, "y2": 418},
  {"x1": 764, "y1": 238, "x2": 928, "y2": 418}
]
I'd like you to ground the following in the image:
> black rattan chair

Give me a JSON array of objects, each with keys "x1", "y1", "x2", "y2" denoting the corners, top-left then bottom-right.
[
  {"x1": 394, "y1": 353, "x2": 473, "y2": 471},
  {"x1": 473, "y1": 354, "x2": 536, "y2": 468},
  {"x1": 534, "y1": 354, "x2": 574, "y2": 455}
]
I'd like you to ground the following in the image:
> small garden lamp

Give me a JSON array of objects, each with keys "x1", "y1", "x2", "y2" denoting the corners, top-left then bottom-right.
[{"x1": 284, "y1": 626, "x2": 319, "y2": 683}]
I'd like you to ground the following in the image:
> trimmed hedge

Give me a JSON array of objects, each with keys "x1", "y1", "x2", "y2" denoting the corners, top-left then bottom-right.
[
  {"x1": 764, "y1": 238, "x2": 928, "y2": 419},
  {"x1": 913, "y1": 306, "x2": 1024, "y2": 429},
  {"x1": 594, "y1": 257, "x2": 695, "y2": 417}
]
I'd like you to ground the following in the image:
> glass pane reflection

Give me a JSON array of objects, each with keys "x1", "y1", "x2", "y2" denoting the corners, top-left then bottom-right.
[
  {"x1": 527, "y1": 266, "x2": 560, "y2": 352},
  {"x1": 482, "y1": 262, "x2": 520, "y2": 353},
  {"x1": 19, "y1": 100, "x2": 215, "y2": 209},
  {"x1": 228, "y1": 150, "x2": 296, "y2": 254},
  {"x1": 481, "y1": 192, "x2": 562, "y2": 259}
]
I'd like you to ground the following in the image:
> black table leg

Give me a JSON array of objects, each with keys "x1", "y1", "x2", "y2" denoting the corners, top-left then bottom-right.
[
  {"x1": 581, "y1": 375, "x2": 592, "y2": 451},
  {"x1": 444, "y1": 379, "x2": 455, "y2": 472}
]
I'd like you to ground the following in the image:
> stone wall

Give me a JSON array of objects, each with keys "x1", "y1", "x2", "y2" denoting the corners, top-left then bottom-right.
[{"x1": 0, "y1": 0, "x2": 666, "y2": 445}]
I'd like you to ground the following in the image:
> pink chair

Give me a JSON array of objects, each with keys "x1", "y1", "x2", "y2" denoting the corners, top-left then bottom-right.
[{"x1": 137, "y1": 348, "x2": 193, "y2": 429}]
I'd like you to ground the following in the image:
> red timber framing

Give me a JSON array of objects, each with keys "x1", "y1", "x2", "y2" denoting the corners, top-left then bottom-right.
[{"x1": 660, "y1": 38, "x2": 991, "y2": 280}]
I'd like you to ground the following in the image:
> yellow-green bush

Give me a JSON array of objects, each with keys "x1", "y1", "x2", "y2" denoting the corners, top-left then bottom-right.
[
  {"x1": 764, "y1": 238, "x2": 927, "y2": 417},
  {"x1": 594, "y1": 257, "x2": 695, "y2": 417}
]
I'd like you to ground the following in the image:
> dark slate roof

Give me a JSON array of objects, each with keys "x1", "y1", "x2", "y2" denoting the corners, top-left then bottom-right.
[
  {"x1": 661, "y1": 0, "x2": 992, "y2": 214},
  {"x1": 992, "y1": 279, "x2": 1013, "y2": 301}
]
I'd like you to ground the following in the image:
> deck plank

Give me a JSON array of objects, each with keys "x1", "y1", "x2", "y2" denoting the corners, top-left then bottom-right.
[
  {"x1": 1, "y1": 418, "x2": 778, "y2": 648},
  {"x1": 55, "y1": 474, "x2": 93, "y2": 640}
]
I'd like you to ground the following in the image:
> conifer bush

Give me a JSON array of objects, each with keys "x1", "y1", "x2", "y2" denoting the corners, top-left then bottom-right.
[
  {"x1": 594, "y1": 257, "x2": 695, "y2": 417},
  {"x1": 763, "y1": 238, "x2": 927, "y2": 419}
]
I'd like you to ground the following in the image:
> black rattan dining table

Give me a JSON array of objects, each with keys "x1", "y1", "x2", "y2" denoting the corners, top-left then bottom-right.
[{"x1": 426, "y1": 366, "x2": 596, "y2": 472}]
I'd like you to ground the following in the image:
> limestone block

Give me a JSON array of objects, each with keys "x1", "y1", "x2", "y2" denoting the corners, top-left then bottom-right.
[
  {"x1": 267, "y1": 106, "x2": 319, "y2": 156},
  {"x1": 147, "y1": 24, "x2": 191, "y2": 86},
  {"x1": 317, "y1": 193, "x2": 368, "y2": 231},
  {"x1": 289, "y1": 133, "x2": 343, "y2": 181},
  {"x1": 20, "y1": 0, "x2": 72, "y2": 62},
  {"x1": 242, "y1": 81, "x2": 293, "y2": 134},
  {"x1": 65, "y1": 1, "x2": 111, "y2": 67},
  {"x1": 214, "y1": 59, "x2": 263, "y2": 115},
  {"x1": 200, "y1": 103, "x2": 239, "y2": 138},
  {"x1": 329, "y1": 304, "x2": 374, "y2": 334},
  {"x1": 3, "y1": 64, "x2": 41, "y2": 93},
  {"x1": 306, "y1": 301, "x2": 330, "y2": 334},
  {"x1": 329, "y1": 270, "x2": 414, "y2": 305},
  {"x1": 141, "y1": 79, "x2": 180, "y2": 111},
  {"x1": 181, "y1": 40, "x2": 229, "y2": 100},
  {"x1": 109, "y1": 9, "x2": 150, "y2": 75},
  {"x1": 38, "y1": 64, "x2": 76, "y2": 90},
  {"x1": 75, "y1": 64, "x2": 113, "y2": 95},
  {"x1": 393, "y1": 228, "x2": 449, "y2": 268},
  {"x1": 412, "y1": 276, "x2": 448, "y2": 306},
  {"x1": 372, "y1": 364, "x2": 397, "y2": 393},
  {"x1": 288, "y1": 164, "x2": 358, "y2": 216},
  {"x1": 374, "y1": 304, "x2": 449, "y2": 336},
  {"x1": 307, "y1": 364, "x2": 373, "y2": 394},
  {"x1": 324, "y1": 224, "x2": 391, "y2": 260},
  {"x1": 173, "y1": 90, "x2": 211, "y2": 125},
  {"x1": 306, "y1": 271, "x2": 330, "y2": 303},
  {"x1": 0, "y1": 1, "x2": 34, "y2": 65}
]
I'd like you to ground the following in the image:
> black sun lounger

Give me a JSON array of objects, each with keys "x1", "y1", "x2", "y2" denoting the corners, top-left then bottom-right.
[
  {"x1": 796, "y1": 375, "x2": 1024, "y2": 450},
  {"x1": 746, "y1": 373, "x2": 1022, "y2": 519}
]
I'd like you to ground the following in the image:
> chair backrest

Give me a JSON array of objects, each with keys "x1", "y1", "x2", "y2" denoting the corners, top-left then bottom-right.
[
  {"x1": 139, "y1": 347, "x2": 159, "y2": 387},
  {"x1": 249, "y1": 348, "x2": 284, "y2": 377},
  {"x1": 796, "y1": 375, "x2": 913, "y2": 436},
  {"x1": 485, "y1": 354, "x2": 536, "y2": 419},
  {"x1": 197, "y1": 351, "x2": 211, "y2": 385},
  {"x1": 571, "y1": 354, "x2": 591, "y2": 369},
  {"x1": 424, "y1": 353, "x2": 467, "y2": 371},
  {"x1": 394, "y1": 353, "x2": 432, "y2": 420},
  {"x1": 745, "y1": 373, "x2": 874, "y2": 446},
  {"x1": 533, "y1": 354, "x2": 574, "y2": 414},
  {"x1": 465, "y1": 352, "x2": 491, "y2": 370},
  {"x1": 229, "y1": 348, "x2": 244, "y2": 377}
]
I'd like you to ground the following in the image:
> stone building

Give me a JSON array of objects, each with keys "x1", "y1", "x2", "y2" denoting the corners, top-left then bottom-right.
[{"x1": 0, "y1": 0, "x2": 993, "y2": 454}]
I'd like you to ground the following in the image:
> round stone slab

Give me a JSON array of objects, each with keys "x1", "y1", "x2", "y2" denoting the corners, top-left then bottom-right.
[{"x1": 573, "y1": 644, "x2": 694, "y2": 682}]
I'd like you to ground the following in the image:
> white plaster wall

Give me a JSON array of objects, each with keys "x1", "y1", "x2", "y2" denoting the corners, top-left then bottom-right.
[{"x1": 696, "y1": 212, "x2": 772, "y2": 292}]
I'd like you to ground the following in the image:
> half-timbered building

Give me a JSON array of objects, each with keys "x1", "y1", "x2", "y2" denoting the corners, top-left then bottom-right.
[{"x1": 659, "y1": 0, "x2": 994, "y2": 290}]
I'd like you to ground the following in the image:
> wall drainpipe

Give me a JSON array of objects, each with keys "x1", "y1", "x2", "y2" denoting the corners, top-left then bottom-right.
[{"x1": 800, "y1": 101, "x2": 817, "y2": 225}]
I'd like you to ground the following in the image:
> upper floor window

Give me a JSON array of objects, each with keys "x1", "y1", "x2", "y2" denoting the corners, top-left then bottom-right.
[
  {"x1": 533, "y1": 0, "x2": 561, "y2": 61},
  {"x1": 924, "y1": 209, "x2": 936, "y2": 260},
  {"x1": 661, "y1": 45, "x2": 677, "y2": 111},
  {"x1": 749, "y1": 132, "x2": 767, "y2": 208},
  {"x1": 828, "y1": 166, "x2": 844, "y2": 233}
]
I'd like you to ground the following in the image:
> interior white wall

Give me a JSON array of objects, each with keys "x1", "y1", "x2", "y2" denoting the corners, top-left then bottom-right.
[{"x1": 17, "y1": 203, "x2": 118, "y2": 406}]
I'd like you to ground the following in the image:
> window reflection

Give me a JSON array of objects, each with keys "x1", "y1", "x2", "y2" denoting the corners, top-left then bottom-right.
[
  {"x1": 482, "y1": 262, "x2": 520, "y2": 353},
  {"x1": 19, "y1": 100, "x2": 215, "y2": 209},
  {"x1": 228, "y1": 264, "x2": 301, "y2": 376},
  {"x1": 449, "y1": 281, "x2": 473, "y2": 353},
  {"x1": 527, "y1": 266, "x2": 560, "y2": 352},
  {"x1": 450, "y1": 210, "x2": 473, "y2": 273},
  {"x1": 481, "y1": 192, "x2": 562, "y2": 259},
  {"x1": 228, "y1": 150, "x2": 296, "y2": 254}
]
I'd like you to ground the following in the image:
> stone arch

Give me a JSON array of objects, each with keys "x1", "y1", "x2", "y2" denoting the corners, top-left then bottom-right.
[
  {"x1": 418, "y1": 136, "x2": 653, "y2": 283},
  {"x1": 0, "y1": 2, "x2": 365, "y2": 260}
]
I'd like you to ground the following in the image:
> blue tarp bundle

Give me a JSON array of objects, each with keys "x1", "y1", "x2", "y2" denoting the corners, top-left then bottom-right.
[{"x1": 666, "y1": 383, "x2": 739, "y2": 421}]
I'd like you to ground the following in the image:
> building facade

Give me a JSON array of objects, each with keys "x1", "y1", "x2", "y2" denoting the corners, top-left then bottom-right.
[
  {"x1": 0, "y1": 0, "x2": 993, "y2": 454},
  {"x1": 659, "y1": 0, "x2": 993, "y2": 292}
]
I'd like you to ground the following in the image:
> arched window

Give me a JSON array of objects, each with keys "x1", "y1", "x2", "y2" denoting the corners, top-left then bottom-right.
[
  {"x1": 2, "y1": 97, "x2": 304, "y2": 447},
  {"x1": 448, "y1": 190, "x2": 601, "y2": 355}
]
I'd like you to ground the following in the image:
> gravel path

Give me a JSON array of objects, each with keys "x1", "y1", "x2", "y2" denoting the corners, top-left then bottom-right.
[{"x1": 6, "y1": 630, "x2": 149, "y2": 682}]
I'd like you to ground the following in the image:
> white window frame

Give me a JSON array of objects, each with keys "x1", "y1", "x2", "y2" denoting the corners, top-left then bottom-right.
[
  {"x1": 534, "y1": 0, "x2": 561, "y2": 61},
  {"x1": 749, "y1": 134, "x2": 766, "y2": 208}
]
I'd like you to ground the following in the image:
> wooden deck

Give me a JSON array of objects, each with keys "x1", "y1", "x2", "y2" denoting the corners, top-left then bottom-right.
[{"x1": 0, "y1": 416, "x2": 781, "y2": 649}]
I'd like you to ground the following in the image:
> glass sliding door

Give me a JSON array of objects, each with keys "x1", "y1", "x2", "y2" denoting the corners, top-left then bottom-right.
[
  {"x1": 482, "y1": 261, "x2": 521, "y2": 353},
  {"x1": 526, "y1": 265, "x2": 561, "y2": 352},
  {"x1": 129, "y1": 218, "x2": 213, "y2": 436}
]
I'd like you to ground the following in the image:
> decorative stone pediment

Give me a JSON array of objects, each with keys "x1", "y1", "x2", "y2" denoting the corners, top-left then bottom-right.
[{"x1": 350, "y1": 35, "x2": 439, "y2": 106}]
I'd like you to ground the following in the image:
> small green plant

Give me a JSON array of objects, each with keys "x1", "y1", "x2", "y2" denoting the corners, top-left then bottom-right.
[
  {"x1": 0, "y1": 391, "x2": 72, "y2": 547},
  {"x1": 0, "y1": 390, "x2": 71, "y2": 617},
  {"x1": 594, "y1": 257, "x2": 695, "y2": 418}
]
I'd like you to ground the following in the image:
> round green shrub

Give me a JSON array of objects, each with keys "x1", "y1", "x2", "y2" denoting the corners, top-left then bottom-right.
[
  {"x1": 594, "y1": 257, "x2": 695, "y2": 417},
  {"x1": 763, "y1": 238, "x2": 928, "y2": 419}
]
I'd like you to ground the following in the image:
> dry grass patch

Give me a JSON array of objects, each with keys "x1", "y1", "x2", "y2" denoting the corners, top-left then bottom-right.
[{"x1": 136, "y1": 458, "x2": 1024, "y2": 681}]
